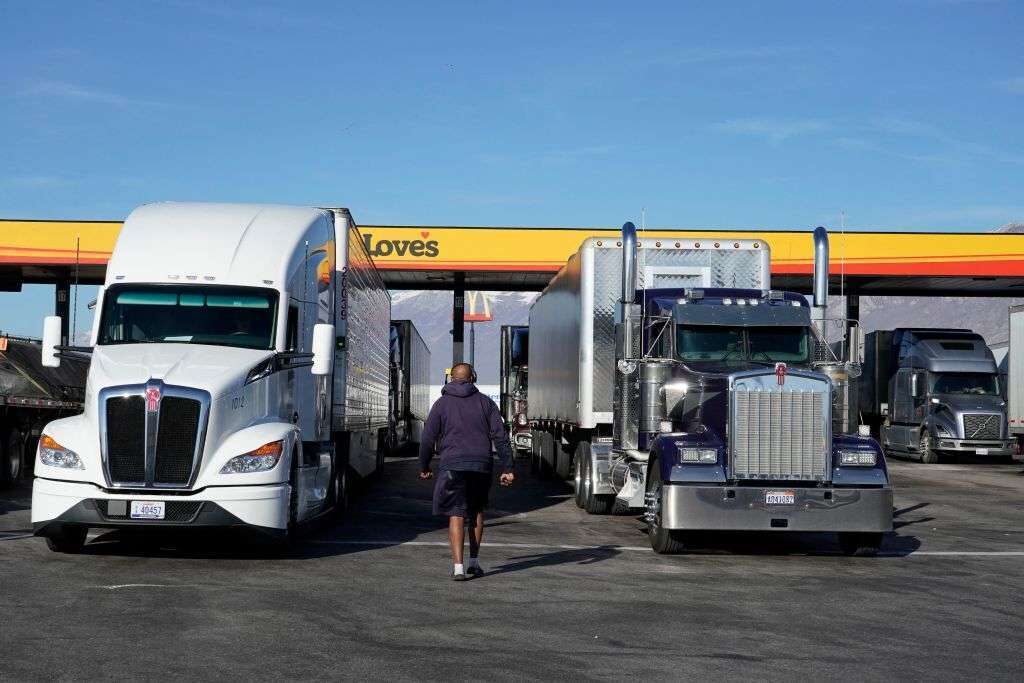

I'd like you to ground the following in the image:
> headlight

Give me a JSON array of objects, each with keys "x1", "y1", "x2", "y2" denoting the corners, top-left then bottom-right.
[
  {"x1": 838, "y1": 450, "x2": 877, "y2": 466},
  {"x1": 680, "y1": 447, "x2": 717, "y2": 464},
  {"x1": 515, "y1": 413, "x2": 528, "y2": 427},
  {"x1": 220, "y1": 440, "x2": 284, "y2": 474},
  {"x1": 38, "y1": 435, "x2": 84, "y2": 469}
]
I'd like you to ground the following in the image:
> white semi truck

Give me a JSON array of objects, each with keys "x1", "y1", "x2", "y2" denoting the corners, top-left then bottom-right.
[{"x1": 31, "y1": 202, "x2": 391, "y2": 552}]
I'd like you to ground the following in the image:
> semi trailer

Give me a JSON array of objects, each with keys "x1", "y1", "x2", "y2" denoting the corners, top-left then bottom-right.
[
  {"x1": 528, "y1": 224, "x2": 892, "y2": 554},
  {"x1": 0, "y1": 336, "x2": 88, "y2": 488},
  {"x1": 859, "y1": 328, "x2": 1012, "y2": 462},
  {"x1": 31, "y1": 202, "x2": 391, "y2": 552},
  {"x1": 388, "y1": 319, "x2": 430, "y2": 453},
  {"x1": 499, "y1": 324, "x2": 531, "y2": 454}
]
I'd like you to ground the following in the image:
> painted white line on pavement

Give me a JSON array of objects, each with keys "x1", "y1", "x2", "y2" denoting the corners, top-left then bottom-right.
[
  {"x1": 308, "y1": 539, "x2": 1024, "y2": 557},
  {"x1": 93, "y1": 584, "x2": 185, "y2": 590},
  {"x1": 0, "y1": 533, "x2": 33, "y2": 541},
  {"x1": 308, "y1": 539, "x2": 651, "y2": 552}
]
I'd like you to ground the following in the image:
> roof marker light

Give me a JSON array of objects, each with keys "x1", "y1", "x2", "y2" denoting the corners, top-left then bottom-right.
[
  {"x1": 737, "y1": 298, "x2": 747, "y2": 306},
  {"x1": 204, "y1": 276, "x2": 215, "y2": 281},
  {"x1": 168, "y1": 274, "x2": 179, "y2": 279},
  {"x1": 186, "y1": 275, "x2": 198, "y2": 280},
  {"x1": 263, "y1": 279, "x2": 274, "y2": 285},
  {"x1": 723, "y1": 298, "x2": 733, "y2": 305}
]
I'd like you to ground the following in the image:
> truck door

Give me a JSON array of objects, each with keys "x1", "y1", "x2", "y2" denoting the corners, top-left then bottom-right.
[{"x1": 890, "y1": 369, "x2": 913, "y2": 449}]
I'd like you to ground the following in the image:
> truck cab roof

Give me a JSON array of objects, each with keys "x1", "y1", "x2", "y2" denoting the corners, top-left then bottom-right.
[{"x1": 105, "y1": 202, "x2": 336, "y2": 289}]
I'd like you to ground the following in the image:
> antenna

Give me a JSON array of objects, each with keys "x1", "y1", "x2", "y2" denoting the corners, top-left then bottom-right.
[
  {"x1": 72, "y1": 235, "x2": 80, "y2": 344},
  {"x1": 840, "y1": 210, "x2": 846, "y2": 303}
]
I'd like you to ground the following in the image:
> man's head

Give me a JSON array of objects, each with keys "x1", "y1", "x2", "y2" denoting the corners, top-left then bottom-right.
[{"x1": 451, "y1": 363, "x2": 475, "y2": 383}]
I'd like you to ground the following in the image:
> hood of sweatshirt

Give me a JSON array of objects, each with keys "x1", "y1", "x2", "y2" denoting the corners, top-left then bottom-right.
[{"x1": 442, "y1": 380, "x2": 479, "y2": 398}]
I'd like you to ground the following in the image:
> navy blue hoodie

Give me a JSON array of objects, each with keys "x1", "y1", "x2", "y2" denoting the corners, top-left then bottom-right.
[{"x1": 418, "y1": 380, "x2": 514, "y2": 474}]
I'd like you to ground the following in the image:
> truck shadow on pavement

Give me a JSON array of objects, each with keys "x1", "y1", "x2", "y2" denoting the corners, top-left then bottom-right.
[{"x1": 74, "y1": 456, "x2": 573, "y2": 560}]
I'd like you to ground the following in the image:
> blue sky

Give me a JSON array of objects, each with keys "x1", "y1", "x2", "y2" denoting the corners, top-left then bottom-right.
[{"x1": 1, "y1": 1, "x2": 1022, "y2": 336}]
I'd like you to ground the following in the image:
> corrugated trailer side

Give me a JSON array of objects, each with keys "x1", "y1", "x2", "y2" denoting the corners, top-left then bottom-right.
[
  {"x1": 331, "y1": 209, "x2": 391, "y2": 477},
  {"x1": 404, "y1": 319, "x2": 431, "y2": 424},
  {"x1": 1008, "y1": 305, "x2": 1024, "y2": 436}
]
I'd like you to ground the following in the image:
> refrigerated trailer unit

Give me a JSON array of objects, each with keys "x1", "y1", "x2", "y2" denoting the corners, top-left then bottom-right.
[
  {"x1": 0, "y1": 337, "x2": 88, "y2": 488},
  {"x1": 32, "y1": 202, "x2": 391, "y2": 552},
  {"x1": 1005, "y1": 305, "x2": 1024, "y2": 443},
  {"x1": 389, "y1": 319, "x2": 430, "y2": 452},
  {"x1": 499, "y1": 325, "x2": 531, "y2": 453},
  {"x1": 859, "y1": 328, "x2": 1011, "y2": 462},
  {"x1": 528, "y1": 226, "x2": 892, "y2": 554}
]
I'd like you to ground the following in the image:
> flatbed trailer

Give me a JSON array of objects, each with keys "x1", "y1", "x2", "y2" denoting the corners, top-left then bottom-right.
[{"x1": 0, "y1": 336, "x2": 88, "y2": 487}]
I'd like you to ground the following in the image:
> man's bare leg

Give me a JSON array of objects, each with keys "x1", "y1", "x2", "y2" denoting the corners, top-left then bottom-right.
[
  {"x1": 448, "y1": 515, "x2": 465, "y2": 566},
  {"x1": 468, "y1": 511, "x2": 484, "y2": 559}
]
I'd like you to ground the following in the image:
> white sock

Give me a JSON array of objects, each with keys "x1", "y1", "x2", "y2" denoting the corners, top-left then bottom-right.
[
  {"x1": 453, "y1": 563, "x2": 465, "y2": 575},
  {"x1": 467, "y1": 557, "x2": 480, "y2": 569}
]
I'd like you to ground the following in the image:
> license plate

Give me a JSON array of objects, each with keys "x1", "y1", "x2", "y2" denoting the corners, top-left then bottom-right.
[
  {"x1": 765, "y1": 490, "x2": 795, "y2": 505},
  {"x1": 130, "y1": 501, "x2": 165, "y2": 520},
  {"x1": 976, "y1": 448, "x2": 989, "y2": 455}
]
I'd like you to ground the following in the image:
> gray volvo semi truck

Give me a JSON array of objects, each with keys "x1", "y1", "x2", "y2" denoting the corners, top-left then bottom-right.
[
  {"x1": 527, "y1": 223, "x2": 892, "y2": 555},
  {"x1": 859, "y1": 328, "x2": 1012, "y2": 462}
]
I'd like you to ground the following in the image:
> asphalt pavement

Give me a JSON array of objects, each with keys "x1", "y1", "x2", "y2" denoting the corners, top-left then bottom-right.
[{"x1": 2, "y1": 455, "x2": 1023, "y2": 680}]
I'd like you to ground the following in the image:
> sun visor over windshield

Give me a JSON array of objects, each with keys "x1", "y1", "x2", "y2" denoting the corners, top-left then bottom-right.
[{"x1": 673, "y1": 304, "x2": 811, "y2": 327}]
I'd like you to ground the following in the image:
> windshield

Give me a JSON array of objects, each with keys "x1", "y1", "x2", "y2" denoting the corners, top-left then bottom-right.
[
  {"x1": 98, "y1": 285, "x2": 278, "y2": 350},
  {"x1": 930, "y1": 372, "x2": 999, "y2": 396},
  {"x1": 677, "y1": 325, "x2": 810, "y2": 363}
]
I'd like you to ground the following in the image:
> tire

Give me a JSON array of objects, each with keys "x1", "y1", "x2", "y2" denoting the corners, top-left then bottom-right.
[
  {"x1": 572, "y1": 443, "x2": 585, "y2": 508},
  {"x1": 580, "y1": 442, "x2": 613, "y2": 515},
  {"x1": 919, "y1": 432, "x2": 939, "y2": 464},
  {"x1": 839, "y1": 532, "x2": 883, "y2": 557},
  {"x1": 45, "y1": 526, "x2": 88, "y2": 554},
  {"x1": 555, "y1": 436, "x2": 573, "y2": 481},
  {"x1": 329, "y1": 451, "x2": 350, "y2": 520},
  {"x1": 0, "y1": 429, "x2": 24, "y2": 489},
  {"x1": 646, "y1": 460, "x2": 686, "y2": 554},
  {"x1": 530, "y1": 430, "x2": 542, "y2": 475},
  {"x1": 537, "y1": 431, "x2": 556, "y2": 479}
]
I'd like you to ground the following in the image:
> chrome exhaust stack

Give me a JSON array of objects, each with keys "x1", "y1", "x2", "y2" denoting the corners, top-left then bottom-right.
[
  {"x1": 614, "y1": 221, "x2": 641, "y2": 451},
  {"x1": 812, "y1": 226, "x2": 829, "y2": 335}
]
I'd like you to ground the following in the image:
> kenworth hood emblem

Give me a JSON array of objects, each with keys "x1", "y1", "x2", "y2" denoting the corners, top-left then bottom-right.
[{"x1": 775, "y1": 362, "x2": 788, "y2": 386}]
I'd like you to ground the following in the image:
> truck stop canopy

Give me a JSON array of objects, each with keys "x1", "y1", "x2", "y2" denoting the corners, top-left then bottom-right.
[{"x1": 3, "y1": 219, "x2": 1024, "y2": 296}]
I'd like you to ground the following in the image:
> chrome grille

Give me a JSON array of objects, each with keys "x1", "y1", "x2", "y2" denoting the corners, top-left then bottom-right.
[
  {"x1": 963, "y1": 413, "x2": 1001, "y2": 440},
  {"x1": 730, "y1": 374, "x2": 830, "y2": 481},
  {"x1": 100, "y1": 383, "x2": 209, "y2": 488}
]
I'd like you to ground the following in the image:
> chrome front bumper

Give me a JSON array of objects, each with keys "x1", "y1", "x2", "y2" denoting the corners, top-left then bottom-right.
[
  {"x1": 934, "y1": 439, "x2": 1013, "y2": 455},
  {"x1": 660, "y1": 484, "x2": 893, "y2": 533}
]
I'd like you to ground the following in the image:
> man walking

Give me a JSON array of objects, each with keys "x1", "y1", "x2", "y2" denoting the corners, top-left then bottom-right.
[{"x1": 419, "y1": 362, "x2": 514, "y2": 580}]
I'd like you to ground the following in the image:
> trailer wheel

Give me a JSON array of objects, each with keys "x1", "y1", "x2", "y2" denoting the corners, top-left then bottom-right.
[
  {"x1": 572, "y1": 443, "x2": 585, "y2": 508},
  {"x1": 0, "y1": 428, "x2": 24, "y2": 488},
  {"x1": 839, "y1": 532, "x2": 883, "y2": 557},
  {"x1": 581, "y1": 444, "x2": 613, "y2": 515},
  {"x1": 918, "y1": 432, "x2": 939, "y2": 464},
  {"x1": 329, "y1": 450, "x2": 350, "y2": 520},
  {"x1": 45, "y1": 526, "x2": 88, "y2": 554},
  {"x1": 555, "y1": 436, "x2": 573, "y2": 480},
  {"x1": 537, "y1": 431, "x2": 556, "y2": 478},
  {"x1": 646, "y1": 460, "x2": 686, "y2": 554},
  {"x1": 529, "y1": 430, "x2": 542, "y2": 475}
]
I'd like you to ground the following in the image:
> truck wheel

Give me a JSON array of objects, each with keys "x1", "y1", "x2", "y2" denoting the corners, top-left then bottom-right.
[
  {"x1": 537, "y1": 431, "x2": 556, "y2": 478},
  {"x1": 555, "y1": 437, "x2": 573, "y2": 480},
  {"x1": 329, "y1": 452, "x2": 350, "y2": 520},
  {"x1": 530, "y1": 430, "x2": 542, "y2": 475},
  {"x1": 646, "y1": 461, "x2": 686, "y2": 554},
  {"x1": 581, "y1": 446, "x2": 613, "y2": 515},
  {"x1": 0, "y1": 429, "x2": 24, "y2": 488},
  {"x1": 839, "y1": 532, "x2": 883, "y2": 557},
  {"x1": 45, "y1": 526, "x2": 88, "y2": 554},
  {"x1": 572, "y1": 442, "x2": 586, "y2": 508},
  {"x1": 918, "y1": 433, "x2": 939, "y2": 464}
]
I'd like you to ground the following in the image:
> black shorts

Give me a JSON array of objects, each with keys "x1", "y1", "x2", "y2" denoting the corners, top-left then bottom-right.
[{"x1": 433, "y1": 469, "x2": 492, "y2": 519}]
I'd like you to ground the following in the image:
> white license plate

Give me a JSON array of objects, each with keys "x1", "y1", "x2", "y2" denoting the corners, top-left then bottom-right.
[
  {"x1": 130, "y1": 501, "x2": 165, "y2": 520},
  {"x1": 765, "y1": 491, "x2": 795, "y2": 505},
  {"x1": 976, "y1": 448, "x2": 989, "y2": 455}
]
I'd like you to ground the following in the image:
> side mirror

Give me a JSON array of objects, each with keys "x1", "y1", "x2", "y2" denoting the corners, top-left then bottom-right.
[
  {"x1": 910, "y1": 373, "x2": 920, "y2": 398},
  {"x1": 311, "y1": 323, "x2": 335, "y2": 376},
  {"x1": 42, "y1": 316, "x2": 62, "y2": 368}
]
